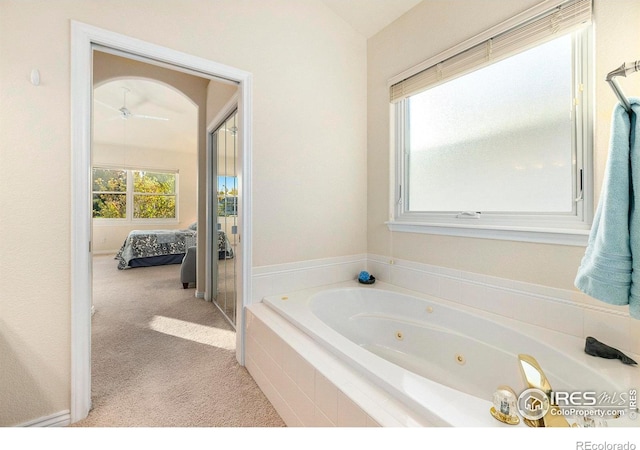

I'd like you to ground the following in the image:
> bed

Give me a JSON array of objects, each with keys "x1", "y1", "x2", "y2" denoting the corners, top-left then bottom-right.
[{"x1": 115, "y1": 227, "x2": 234, "y2": 269}]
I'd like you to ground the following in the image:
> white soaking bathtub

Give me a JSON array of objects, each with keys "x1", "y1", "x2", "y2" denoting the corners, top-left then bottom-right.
[{"x1": 261, "y1": 280, "x2": 639, "y2": 427}]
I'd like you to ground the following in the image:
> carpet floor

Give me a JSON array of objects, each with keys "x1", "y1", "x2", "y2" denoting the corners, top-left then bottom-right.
[{"x1": 71, "y1": 254, "x2": 285, "y2": 427}]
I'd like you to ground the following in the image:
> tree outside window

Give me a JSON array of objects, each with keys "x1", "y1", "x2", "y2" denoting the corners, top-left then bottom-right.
[
  {"x1": 92, "y1": 168, "x2": 127, "y2": 218},
  {"x1": 133, "y1": 171, "x2": 176, "y2": 219},
  {"x1": 92, "y1": 168, "x2": 177, "y2": 220}
]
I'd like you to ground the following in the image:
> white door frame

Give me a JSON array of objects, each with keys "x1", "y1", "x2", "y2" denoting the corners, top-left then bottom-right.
[{"x1": 70, "y1": 21, "x2": 253, "y2": 423}]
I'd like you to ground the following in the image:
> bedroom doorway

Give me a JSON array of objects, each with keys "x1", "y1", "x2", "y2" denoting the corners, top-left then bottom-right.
[
  {"x1": 91, "y1": 73, "x2": 199, "y2": 259},
  {"x1": 209, "y1": 110, "x2": 239, "y2": 327},
  {"x1": 71, "y1": 21, "x2": 254, "y2": 423}
]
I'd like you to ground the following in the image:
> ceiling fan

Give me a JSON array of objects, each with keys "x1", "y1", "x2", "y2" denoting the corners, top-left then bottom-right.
[{"x1": 96, "y1": 87, "x2": 169, "y2": 122}]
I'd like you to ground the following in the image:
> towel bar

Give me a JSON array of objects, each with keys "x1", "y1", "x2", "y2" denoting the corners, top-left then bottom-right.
[{"x1": 606, "y1": 60, "x2": 640, "y2": 113}]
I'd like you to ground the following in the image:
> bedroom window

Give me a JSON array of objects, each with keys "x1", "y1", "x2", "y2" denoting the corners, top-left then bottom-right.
[
  {"x1": 388, "y1": 0, "x2": 593, "y2": 245},
  {"x1": 92, "y1": 167, "x2": 178, "y2": 221}
]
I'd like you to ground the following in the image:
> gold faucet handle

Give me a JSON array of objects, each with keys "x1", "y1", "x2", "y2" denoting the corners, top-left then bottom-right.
[
  {"x1": 517, "y1": 354, "x2": 570, "y2": 427},
  {"x1": 518, "y1": 354, "x2": 553, "y2": 393}
]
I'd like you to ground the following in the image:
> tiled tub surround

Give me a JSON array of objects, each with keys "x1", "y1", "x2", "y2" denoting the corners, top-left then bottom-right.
[
  {"x1": 245, "y1": 305, "x2": 430, "y2": 426},
  {"x1": 251, "y1": 254, "x2": 367, "y2": 303},
  {"x1": 247, "y1": 254, "x2": 640, "y2": 426},
  {"x1": 247, "y1": 281, "x2": 638, "y2": 427},
  {"x1": 251, "y1": 253, "x2": 640, "y2": 357}
]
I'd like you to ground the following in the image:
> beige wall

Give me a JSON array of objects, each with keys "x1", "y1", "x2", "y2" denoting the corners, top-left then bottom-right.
[
  {"x1": 207, "y1": 83, "x2": 238, "y2": 126},
  {"x1": 367, "y1": 0, "x2": 640, "y2": 290},
  {"x1": 0, "y1": 0, "x2": 366, "y2": 426}
]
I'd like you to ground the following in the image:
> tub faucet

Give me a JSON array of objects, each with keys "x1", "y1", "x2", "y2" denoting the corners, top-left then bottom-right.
[{"x1": 517, "y1": 354, "x2": 570, "y2": 427}]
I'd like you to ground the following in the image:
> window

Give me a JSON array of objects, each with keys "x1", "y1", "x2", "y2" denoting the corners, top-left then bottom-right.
[
  {"x1": 92, "y1": 167, "x2": 178, "y2": 221},
  {"x1": 218, "y1": 175, "x2": 238, "y2": 217},
  {"x1": 389, "y1": 0, "x2": 592, "y2": 245},
  {"x1": 132, "y1": 170, "x2": 177, "y2": 219},
  {"x1": 92, "y1": 168, "x2": 127, "y2": 218}
]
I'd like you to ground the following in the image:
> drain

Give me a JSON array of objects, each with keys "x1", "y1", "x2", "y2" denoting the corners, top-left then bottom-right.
[
  {"x1": 395, "y1": 331, "x2": 404, "y2": 341},
  {"x1": 281, "y1": 296, "x2": 289, "y2": 300},
  {"x1": 455, "y1": 354, "x2": 466, "y2": 365}
]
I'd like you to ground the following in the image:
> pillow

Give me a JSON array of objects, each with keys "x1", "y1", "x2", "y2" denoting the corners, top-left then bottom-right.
[{"x1": 188, "y1": 222, "x2": 197, "y2": 231}]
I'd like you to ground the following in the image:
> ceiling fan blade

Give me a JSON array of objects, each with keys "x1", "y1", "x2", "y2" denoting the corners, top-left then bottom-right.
[
  {"x1": 132, "y1": 114, "x2": 169, "y2": 121},
  {"x1": 97, "y1": 87, "x2": 168, "y2": 121},
  {"x1": 94, "y1": 99, "x2": 121, "y2": 112}
]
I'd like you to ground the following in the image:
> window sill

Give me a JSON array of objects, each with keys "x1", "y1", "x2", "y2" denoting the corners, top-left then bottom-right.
[{"x1": 385, "y1": 220, "x2": 589, "y2": 246}]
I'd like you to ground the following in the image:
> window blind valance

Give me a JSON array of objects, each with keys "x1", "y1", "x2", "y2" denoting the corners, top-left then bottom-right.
[{"x1": 389, "y1": 0, "x2": 592, "y2": 103}]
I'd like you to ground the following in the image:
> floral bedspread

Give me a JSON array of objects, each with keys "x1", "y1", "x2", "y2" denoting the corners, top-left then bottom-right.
[{"x1": 115, "y1": 229, "x2": 198, "y2": 269}]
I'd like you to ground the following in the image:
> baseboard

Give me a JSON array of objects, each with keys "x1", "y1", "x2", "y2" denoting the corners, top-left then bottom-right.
[
  {"x1": 92, "y1": 250, "x2": 118, "y2": 256},
  {"x1": 18, "y1": 410, "x2": 71, "y2": 427},
  {"x1": 195, "y1": 290, "x2": 205, "y2": 299}
]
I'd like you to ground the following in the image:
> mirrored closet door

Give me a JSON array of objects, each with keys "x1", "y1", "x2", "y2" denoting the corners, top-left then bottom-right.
[{"x1": 212, "y1": 110, "x2": 238, "y2": 327}]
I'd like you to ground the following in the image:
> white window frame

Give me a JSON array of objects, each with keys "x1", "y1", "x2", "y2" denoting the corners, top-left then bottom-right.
[
  {"x1": 388, "y1": 11, "x2": 593, "y2": 247},
  {"x1": 92, "y1": 166, "x2": 180, "y2": 225}
]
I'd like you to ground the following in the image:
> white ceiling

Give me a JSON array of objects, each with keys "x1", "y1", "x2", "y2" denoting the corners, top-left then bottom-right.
[
  {"x1": 321, "y1": 0, "x2": 423, "y2": 38},
  {"x1": 93, "y1": 79, "x2": 197, "y2": 152}
]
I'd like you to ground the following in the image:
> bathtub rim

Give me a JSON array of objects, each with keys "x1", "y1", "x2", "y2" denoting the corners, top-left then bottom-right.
[{"x1": 260, "y1": 280, "x2": 639, "y2": 427}]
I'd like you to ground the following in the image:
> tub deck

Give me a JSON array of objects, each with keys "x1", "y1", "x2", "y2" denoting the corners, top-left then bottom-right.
[{"x1": 250, "y1": 280, "x2": 639, "y2": 427}]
